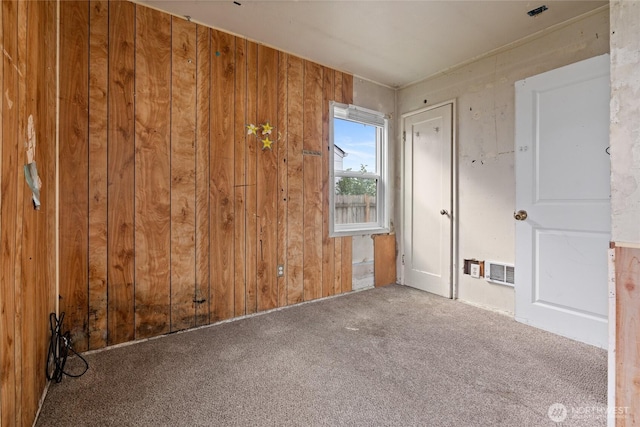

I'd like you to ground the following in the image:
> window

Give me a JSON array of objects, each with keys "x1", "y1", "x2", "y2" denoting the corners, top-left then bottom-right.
[{"x1": 329, "y1": 102, "x2": 389, "y2": 236}]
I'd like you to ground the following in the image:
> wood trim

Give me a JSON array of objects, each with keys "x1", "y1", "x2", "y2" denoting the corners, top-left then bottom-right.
[
  {"x1": 340, "y1": 73, "x2": 354, "y2": 293},
  {"x1": 333, "y1": 72, "x2": 344, "y2": 296},
  {"x1": 615, "y1": 246, "x2": 640, "y2": 425}
]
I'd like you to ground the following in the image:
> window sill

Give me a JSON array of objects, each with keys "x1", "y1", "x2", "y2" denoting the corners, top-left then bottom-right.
[{"x1": 330, "y1": 225, "x2": 390, "y2": 238}]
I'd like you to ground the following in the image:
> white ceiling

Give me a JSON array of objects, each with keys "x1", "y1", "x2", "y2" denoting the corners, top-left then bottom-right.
[{"x1": 135, "y1": 1, "x2": 608, "y2": 88}]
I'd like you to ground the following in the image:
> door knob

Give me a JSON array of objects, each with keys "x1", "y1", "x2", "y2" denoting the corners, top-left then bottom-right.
[
  {"x1": 514, "y1": 210, "x2": 528, "y2": 221},
  {"x1": 440, "y1": 209, "x2": 449, "y2": 216}
]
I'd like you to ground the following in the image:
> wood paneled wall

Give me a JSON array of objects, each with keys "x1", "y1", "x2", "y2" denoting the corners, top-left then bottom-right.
[
  {"x1": 58, "y1": 1, "x2": 354, "y2": 352},
  {"x1": 0, "y1": 1, "x2": 57, "y2": 426}
]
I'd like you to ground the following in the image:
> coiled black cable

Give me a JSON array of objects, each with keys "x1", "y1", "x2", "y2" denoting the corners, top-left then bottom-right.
[{"x1": 46, "y1": 312, "x2": 89, "y2": 383}]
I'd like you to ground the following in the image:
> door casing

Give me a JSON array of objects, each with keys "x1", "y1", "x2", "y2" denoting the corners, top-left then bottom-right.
[{"x1": 400, "y1": 100, "x2": 458, "y2": 298}]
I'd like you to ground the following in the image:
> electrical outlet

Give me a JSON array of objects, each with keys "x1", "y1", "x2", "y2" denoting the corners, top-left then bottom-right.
[
  {"x1": 470, "y1": 263, "x2": 481, "y2": 279},
  {"x1": 277, "y1": 264, "x2": 284, "y2": 277}
]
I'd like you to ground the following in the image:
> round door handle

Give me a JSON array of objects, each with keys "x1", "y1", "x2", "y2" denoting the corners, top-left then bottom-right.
[
  {"x1": 440, "y1": 209, "x2": 449, "y2": 216},
  {"x1": 514, "y1": 210, "x2": 528, "y2": 221}
]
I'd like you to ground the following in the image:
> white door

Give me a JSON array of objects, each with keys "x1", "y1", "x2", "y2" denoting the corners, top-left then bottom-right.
[
  {"x1": 403, "y1": 103, "x2": 453, "y2": 298},
  {"x1": 515, "y1": 54, "x2": 610, "y2": 348}
]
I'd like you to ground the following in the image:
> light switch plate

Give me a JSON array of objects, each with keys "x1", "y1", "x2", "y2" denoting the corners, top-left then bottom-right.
[{"x1": 470, "y1": 264, "x2": 481, "y2": 279}]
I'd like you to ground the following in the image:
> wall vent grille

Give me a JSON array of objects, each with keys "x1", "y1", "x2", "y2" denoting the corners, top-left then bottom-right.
[{"x1": 485, "y1": 261, "x2": 515, "y2": 287}]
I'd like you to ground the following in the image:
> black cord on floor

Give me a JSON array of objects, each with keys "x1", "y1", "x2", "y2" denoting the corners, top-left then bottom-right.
[{"x1": 46, "y1": 312, "x2": 89, "y2": 383}]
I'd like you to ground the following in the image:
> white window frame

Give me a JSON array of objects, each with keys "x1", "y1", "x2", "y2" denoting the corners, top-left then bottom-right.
[{"x1": 329, "y1": 101, "x2": 389, "y2": 237}]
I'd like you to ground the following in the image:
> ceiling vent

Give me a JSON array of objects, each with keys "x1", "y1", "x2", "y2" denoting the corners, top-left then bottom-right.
[
  {"x1": 527, "y1": 5, "x2": 548, "y2": 17},
  {"x1": 484, "y1": 261, "x2": 515, "y2": 287}
]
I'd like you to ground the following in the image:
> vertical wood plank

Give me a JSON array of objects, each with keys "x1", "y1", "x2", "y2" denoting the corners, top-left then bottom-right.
[
  {"x1": 234, "y1": 37, "x2": 247, "y2": 317},
  {"x1": 257, "y1": 45, "x2": 278, "y2": 311},
  {"x1": 14, "y1": 1, "x2": 28, "y2": 420},
  {"x1": 210, "y1": 29, "x2": 235, "y2": 321},
  {"x1": 333, "y1": 71, "x2": 343, "y2": 102},
  {"x1": 88, "y1": 0, "x2": 109, "y2": 350},
  {"x1": 374, "y1": 234, "x2": 397, "y2": 287},
  {"x1": 334, "y1": 234, "x2": 343, "y2": 295},
  {"x1": 45, "y1": 0, "x2": 57, "y2": 318},
  {"x1": 170, "y1": 17, "x2": 197, "y2": 332},
  {"x1": 22, "y1": 3, "x2": 49, "y2": 423},
  {"x1": 0, "y1": 1, "x2": 18, "y2": 422},
  {"x1": 341, "y1": 237, "x2": 353, "y2": 293},
  {"x1": 303, "y1": 61, "x2": 323, "y2": 301},
  {"x1": 245, "y1": 41, "x2": 258, "y2": 313},
  {"x1": 276, "y1": 52, "x2": 288, "y2": 307},
  {"x1": 36, "y1": 0, "x2": 58, "y2": 418},
  {"x1": 107, "y1": 0, "x2": 135, "y2": 345},
  {"x1": 286, "y1": 56, "x2": 304, "y2": 305},
  {"x1": 195, "y1": 25, "x2": 211, "y2": 326},
  {"x1": 21, "y1": 1, "x2": 41, "y2": 421},
  {"x1": 26, "y1": 5, "x2": 58, "y2": 420},
  {"x1": 135, "y1": 6, "x2": 172, "y2": 339},
  {"x1": 321, "y1": 67, "x2": 335, "y2": 298},
  {"x1": 333, "y1": 71, "x2": 343, "y2": 105},
  {"x1": 616, "y1": 246, "x2": 640, "y2": 424},
  {"x1": 342, "y1": 72, "x2": 354, "y2": 105},
  {"x1": 0, "y1": 2, "x2": 8, "y2": 423},
  {"x1": 59, "y1": 0, "x2": 89, "y2": 351},
  {"x1": 340, "y1": 73, "x2": 354, "y2": 293}
]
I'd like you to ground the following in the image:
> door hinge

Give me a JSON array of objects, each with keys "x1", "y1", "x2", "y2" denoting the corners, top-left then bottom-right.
[
  {"x1": 402, "y1": 254, "x2": 405, "y2": 265},
  {"x1": 402, "y1": 131, "x2": 406, "y2": 143}
]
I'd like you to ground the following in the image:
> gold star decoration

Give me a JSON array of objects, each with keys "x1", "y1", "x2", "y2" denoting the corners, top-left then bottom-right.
[
  {"x1": 247, "y1": 123, "x2": 258, "y2": 136},
  {"x1": 261, "y1": 122, "x2": 273, "y2": 135},
  {"x1": 247, "y1": 121, "x2": 277, "y2": 151},
  {"x1": 261, "y1": 136, "x2": 273, "y2": 150}
]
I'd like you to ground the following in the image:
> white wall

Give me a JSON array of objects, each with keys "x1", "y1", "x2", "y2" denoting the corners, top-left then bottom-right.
[
  {"x1": 352, "y1": 77, "x2": 398, "y2": 287},
  {"x1": 396, "y1": 8, "x2": 610, "y2": 313}
]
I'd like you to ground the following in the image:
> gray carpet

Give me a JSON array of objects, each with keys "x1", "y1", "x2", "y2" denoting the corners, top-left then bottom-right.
[{"x1": 37, "y1": 285, "x2": 607, "y2": 426}]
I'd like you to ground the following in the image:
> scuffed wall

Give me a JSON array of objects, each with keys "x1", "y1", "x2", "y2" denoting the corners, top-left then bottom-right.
[
  {"x1": 396, "y1": 7, "x2": 610, "y2": 313},
  {"x1": 610, "y1": 1, "x2": 640, "y2": 245},
  {"x1": 353, "y1": 78, "x2": 397, "y2": 287},
  {"x1": 610, "y1": 1, "x2": 640, "y2": 423}
]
